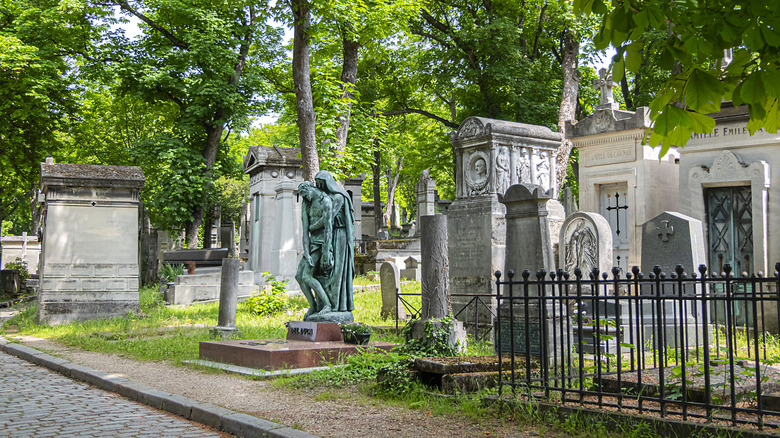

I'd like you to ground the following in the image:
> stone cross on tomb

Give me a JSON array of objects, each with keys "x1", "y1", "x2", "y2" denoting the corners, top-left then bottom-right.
[
  {"x1": 656, "y1": 220, "x2": 674, "y2": 242},
  {"x1": 593, "y1": 68, "x2": 619, "y2": 110}
]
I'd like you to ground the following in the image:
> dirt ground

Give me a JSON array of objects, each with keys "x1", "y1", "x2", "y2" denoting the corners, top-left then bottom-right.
[{"x1": 4, "y1": 333, "x2": 543, "y2": 438}]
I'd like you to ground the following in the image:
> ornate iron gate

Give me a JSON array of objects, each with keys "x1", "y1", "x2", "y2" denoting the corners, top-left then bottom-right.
[{"x1": 706, "y1": 186, "x2": 753, "y2": 274}]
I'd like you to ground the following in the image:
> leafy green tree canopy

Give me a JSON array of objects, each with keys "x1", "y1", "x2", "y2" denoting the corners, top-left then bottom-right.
[{"x1": 575, "y1": 0, "x2": 780, "y2": 155}]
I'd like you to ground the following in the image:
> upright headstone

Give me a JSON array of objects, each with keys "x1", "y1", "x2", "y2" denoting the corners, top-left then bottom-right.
[
  {"x1": 380, "y1": 261, "x2": 404, "y2": 320},
  {"x1": 38, "y1": 161, "x2": 145, "y2": 325},
  {"x1": 220, "y1": 220, "x2": 234, "y2": 256},
  {"x1": 498, "y1": 183, "x2": 572, "y2": 366},
  {"x1": 500, "y1": 184, "x2": 555, "y2": 274},
  {"x1": 420, "y1": 214, "x2": 450, "y2": 319},
  {"x1": 559, "y1": 212, "x2": 613, "y2": 276},
  {"x1": 212, "y1": 258, "x2": 242, "y2": 338},
  {"x1": 641, "y1": 211, "x2": 706, "y2": 280},
  {"x1": 635, "y1": 211, "x2": 707, "y2": 348}
]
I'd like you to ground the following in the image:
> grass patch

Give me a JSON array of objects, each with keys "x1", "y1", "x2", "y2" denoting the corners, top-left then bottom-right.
[{"x1": 0, "y1": 282, "x2": 420, "y2": 363}]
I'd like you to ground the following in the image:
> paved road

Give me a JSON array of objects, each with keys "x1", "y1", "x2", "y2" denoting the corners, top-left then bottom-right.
[{"x1": 0, "y1": 350, "x2": 226, "y2": 438}]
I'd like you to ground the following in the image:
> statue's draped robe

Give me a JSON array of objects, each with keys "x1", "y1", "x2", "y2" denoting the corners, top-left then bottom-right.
[{"x1": 316, "y1": 171, "x2": 355, "y2": 312}]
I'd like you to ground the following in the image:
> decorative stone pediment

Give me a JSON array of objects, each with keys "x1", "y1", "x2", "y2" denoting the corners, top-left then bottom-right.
[{"x1": 690, "y1": 150, "x2": 770, "y2": 187}]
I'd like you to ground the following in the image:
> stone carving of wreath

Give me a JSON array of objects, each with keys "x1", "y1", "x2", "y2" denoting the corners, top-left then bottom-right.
[{"x1": 464, "y1": 150, "x2": 490, "y2": 196}]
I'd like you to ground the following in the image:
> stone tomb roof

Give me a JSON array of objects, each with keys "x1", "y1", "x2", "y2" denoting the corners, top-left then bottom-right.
[
  {"x1": 566, "y1": 107, "x2": 652, "y2": 138},
  {"x1": 40, "y1": 163, "x2": 145, "y2": 189},
  {"x1": 450, "y1": 116, "x2": 561, "y2": 146},
  {"x1": 243, "y1": 145, "x2": 302, "y2": 175}
]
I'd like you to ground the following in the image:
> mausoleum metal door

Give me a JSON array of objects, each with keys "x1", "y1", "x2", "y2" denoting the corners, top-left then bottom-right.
[
  {"x1": 599, "y1": 183, "x2": 630, "y2": 273},
  {"x1": 705, "y1": 186, "x2": 753, "y2": 274}
]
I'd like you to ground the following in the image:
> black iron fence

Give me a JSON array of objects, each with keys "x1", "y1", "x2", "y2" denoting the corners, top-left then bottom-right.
[
  {"x1": 395, "y1": 289, "x2": 496, "y2": 340},
  {"x1": 495, "y1": 263, "x2": 780, "y2": 429}
]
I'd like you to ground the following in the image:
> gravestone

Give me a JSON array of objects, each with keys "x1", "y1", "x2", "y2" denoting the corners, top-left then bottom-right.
[
  {"x1": 220, "y1": 220, "x2": 234, "y2": 256},
  {"x1": 1, "y1": 232, "x2": 41, "y2": 276},
  {"x1": 38, "y1": 161, "x2": 145, "y2": 325},
  {"x1": 500, "y1": 184, "x2": 555, "y2": 274},
  {"x1": 559, "y1": 212, "x2": 613, "y2": 276},
  {"x1": 380, "y1": 261, "x2": 404, "y2": 320},
  {"x1": 498, "y1": 184, "x2": 571, "y2": 366},
  {"x1": 641, "y1": 211, "x2": 706, "y2": 281},
  {"x1": 626, "y1": 211, "x2": 708, "y2": 349},
  {"x1": 448, "y1": 117, "x2": 561, "y2": 335},
  {"x1": 400, "y1": 256, "x2": 420, "y2": 281}
]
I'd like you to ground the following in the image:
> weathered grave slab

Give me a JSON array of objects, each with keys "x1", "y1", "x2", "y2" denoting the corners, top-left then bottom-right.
[
  {"x1": 199, "y1": 338, "x2": 395, "y2": 370},
  {"x1": 598, "y1": 361, "x2": 780, "y2": 405}
]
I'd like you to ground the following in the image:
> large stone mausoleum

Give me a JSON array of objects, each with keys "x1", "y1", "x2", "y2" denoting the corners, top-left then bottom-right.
[
  {"x1": 570, "y1": 99, "x2": 779, "y2": 274},
  {"x1": 38, "y1": 160, "x2": 145, "y2": 325}
]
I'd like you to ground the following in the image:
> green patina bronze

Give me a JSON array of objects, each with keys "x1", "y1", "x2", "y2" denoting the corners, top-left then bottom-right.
[{"x1": 295, "y1": 171, "x2": 355, "y2": 323}]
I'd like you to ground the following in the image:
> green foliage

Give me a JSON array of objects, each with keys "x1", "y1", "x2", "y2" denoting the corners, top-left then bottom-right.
[
  {"x1": 575, "y1": 0, "x2": 780, "y2": 153},
  {"x1": 374, "y1": 356, "x2": 419, "y2": 395},
  {"x1": 3, "y1": 257, "x2": 30, "y2": 283},
  {"x1": 243, "y1": 273, "x2": 289, "y2": 317},
  {"x1": 159, "y1": 264, "x2": 183, "y2": 283},
  {"x1": 396, "y1": 314, "x2": 460, "y2": 357},
  {"x1": 340, "y1": 322, "x2": 373, "y2": 336}
]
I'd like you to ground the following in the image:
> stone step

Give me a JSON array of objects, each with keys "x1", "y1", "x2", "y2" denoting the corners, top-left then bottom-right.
[
  {"x1": 169, "y1": 284, "x2": 258, "y2": 305},
  {"x1": 175, "y1": 270, "x2": 255, "y2": 285}
]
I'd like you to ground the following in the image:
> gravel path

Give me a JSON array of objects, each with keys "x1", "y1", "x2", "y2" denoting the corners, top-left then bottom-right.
[{"x1": 4, "y1": 334, "x2": 539, "y2": 438}]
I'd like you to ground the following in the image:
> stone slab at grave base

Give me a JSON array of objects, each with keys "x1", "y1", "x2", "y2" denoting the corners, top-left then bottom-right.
[
  {"x1": 199, "y1": 322, "x2": 395, "y2": 370},
  {"x1": 598, "y1": 361, "x2": 780, "y2": 406},
  {"x1": 199, "y1": 339, "x2": 395, "y2": 370},
  {"x1": 38, "y1": 300, "x2": 140, "y2": 326},
  {"x1": 410, "y1": 356, "x2": 537, "y2": 395}
]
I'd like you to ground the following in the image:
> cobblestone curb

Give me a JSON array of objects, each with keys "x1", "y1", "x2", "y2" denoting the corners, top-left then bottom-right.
[{"x1": 0, "y1": 337, "x2": 318, "y2": 438}]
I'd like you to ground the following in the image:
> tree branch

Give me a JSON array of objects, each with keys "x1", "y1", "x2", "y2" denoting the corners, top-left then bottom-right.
[
  {"x1": 115, "y1": 0, "x2": 190, "y2": 50},
  {"x1": 382, "y1": 108, "x2": 458, "y2": 129}
]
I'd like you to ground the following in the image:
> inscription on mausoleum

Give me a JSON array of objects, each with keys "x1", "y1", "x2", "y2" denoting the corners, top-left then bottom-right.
[{"x1": 583, "y1": 145, "x2": 635, "y2": 167}]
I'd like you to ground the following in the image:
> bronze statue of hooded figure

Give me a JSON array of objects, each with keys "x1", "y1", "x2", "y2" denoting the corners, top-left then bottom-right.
[{"x1": 315, "y1": 170, "x2": 355, "y2": 313}]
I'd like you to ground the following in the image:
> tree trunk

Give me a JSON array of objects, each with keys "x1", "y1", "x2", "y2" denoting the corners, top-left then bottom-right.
[
  {"x1": 555, "y1": 29, "x2": 580, "y2": 192},
  {"x1": 620, "y1": 75, "x2": 634, "y2": 110},
  {"x1": 372, "y1": 148, "x2": 383, "y2": 233},
  {"x1": 334, "y1": 36, "x2": 360, "y2": 152},
  {"x1": 383, "y1": 157, "x2": 404, "y2": 228},
  {"x1": 291, "y1": 0, "x2": 319, "y2": 182},
  {"x1": 29, "y1": 182, "x2": 42, "y2": 237},
  {"x1": 185, "y1": 205, "x2": 204, "y2": 248}
]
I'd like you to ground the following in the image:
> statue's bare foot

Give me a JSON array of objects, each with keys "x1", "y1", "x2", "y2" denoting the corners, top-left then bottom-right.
[{"x1": 304, "y1": 308, "x2": 315, "y2": 319}]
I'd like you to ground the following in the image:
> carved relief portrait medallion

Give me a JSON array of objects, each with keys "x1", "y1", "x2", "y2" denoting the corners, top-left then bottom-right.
[{"x1": 465, "y1": 150, "x2": 490, "y2": 195}]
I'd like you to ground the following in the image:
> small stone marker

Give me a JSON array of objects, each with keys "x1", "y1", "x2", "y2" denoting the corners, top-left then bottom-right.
[
  {"x1": 400, "y1": 256, "x2": 421, "y2": 282},
  {"x1": 380, "y1": 261, "x2": 404, "y2": 320},
  {"x1": 212, "y1": 258, "x2": 242, "y2": 339}
]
